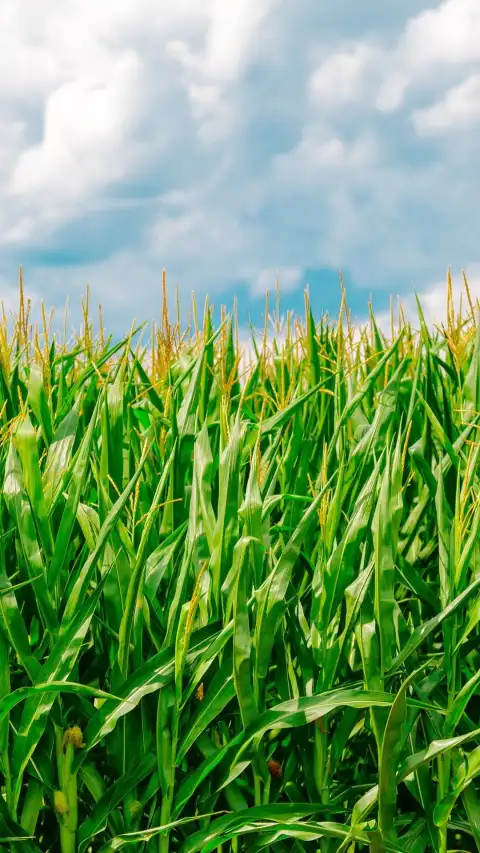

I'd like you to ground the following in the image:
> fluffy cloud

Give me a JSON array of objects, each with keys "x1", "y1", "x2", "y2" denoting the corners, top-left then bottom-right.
[
  {"x1": 309, "y1": 44, "x2": 375, "y2": 107},
  {"x1": 0, "y1": 0, "x2": 278, "y2": 236},
  {"x1": 412, "y1": 74, "x2": 480, "y2": 134},
  {"x1": 9, "y1": 52, "x2": 143, "y2": 206},
  {"x1": 308, "y1": 0, "x2": 480, "y2": 114},
  {"x1": 376, "y1": 0, "x2": 480, "y2": 111},
  {"x1": 0, "y1": 0, "x2": 478, "y2": 332},
  {"x1": 267, "y1": 0, "x2": 480, "y2": 297},
  {"x1": 168, "y1": 0, "x2": 277, "y2": 137},
  {"x1": 401, "y1": 0, "x2": 480, "y2": 67}
]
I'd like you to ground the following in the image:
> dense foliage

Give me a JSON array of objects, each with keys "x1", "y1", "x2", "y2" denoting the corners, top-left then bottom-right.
[{"x1": 0, "y1": 275, "x2": 480, "y2": 852}]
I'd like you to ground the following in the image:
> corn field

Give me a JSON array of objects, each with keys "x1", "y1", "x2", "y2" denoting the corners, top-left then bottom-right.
[{"x1": 0, "y1": 272, "x2": 480, "y2": 852}]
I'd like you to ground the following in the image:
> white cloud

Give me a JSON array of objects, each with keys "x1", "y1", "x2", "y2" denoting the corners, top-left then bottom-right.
[
  {"x1": 0, "y1": 0, "x2": 276, "y2": 246},
  {"x1": 197, "y1": 0, "x2": 275, "y2": 82},
  {"x1": 309, "y1": 44, "x2": 375, "y2": 107},
  {"x1": 9, "y1": 52, "x2": 143, "y2": 207},
  {"x1": 375, "y1": 72, "x2": 411, "y2": 114},
  {"x1": 147, "y1": 204, "x2": 247, "y2": 271},
  {"x1": 412, "y1": 73, "x2": 480, "y2": 135},
  {"x1": 401, "y1": 0, "x2": 480, "y2": 68},
  {"x1": 0, "y1": 0, "x2": 476, "y2": 330},
  {"x1": 272, "y1": 128, "x2": 380, "y2": 184},
  {"x1": 376, "y1": 0, "x2": 480, "y2": 111},
  {"x1": 167, "y1": 0, "x2": 277, "y2": 137},
  {"x1": 251, "y1": 0, "x2": 480, "y2": 300},
  {"x1": 311, "y1": 0, "x2": 480, "y2": 115}
]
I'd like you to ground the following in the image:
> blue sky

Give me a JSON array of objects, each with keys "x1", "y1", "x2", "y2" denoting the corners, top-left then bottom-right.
[{"x1": 0, "y1": 0, "x2": 479, "y2": 332}]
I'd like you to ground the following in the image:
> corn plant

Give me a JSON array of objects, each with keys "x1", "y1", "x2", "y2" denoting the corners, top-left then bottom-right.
[{"x1": 0, "y1": 271, "x2": 479, "y2": 852}]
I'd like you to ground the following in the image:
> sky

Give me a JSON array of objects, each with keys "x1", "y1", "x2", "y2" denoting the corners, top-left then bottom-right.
[{"x1": 0, "y1": 0, "x2": 479, "y2": 333}]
